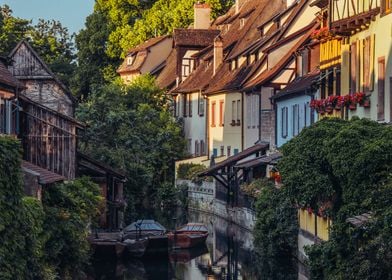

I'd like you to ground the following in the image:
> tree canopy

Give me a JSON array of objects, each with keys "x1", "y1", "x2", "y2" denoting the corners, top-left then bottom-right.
[
  {"x1": 76, "y1": 75, "x2": 186, "y2": 219},
  {"x1": 275, "y1": 118, "x2": 392, "y2": 279}
]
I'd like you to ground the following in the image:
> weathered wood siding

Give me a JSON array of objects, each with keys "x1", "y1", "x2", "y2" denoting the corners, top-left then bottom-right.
[
  {"x1": 20, "y1": 99, "x2": 77, "y2": 180},
  {"x1": 9, "y1": 41, "x2": 74, "y2": 117}
]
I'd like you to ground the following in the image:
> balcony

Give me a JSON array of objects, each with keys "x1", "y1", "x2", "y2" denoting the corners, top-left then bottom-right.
[{"x1": 330, "y1": 0, "x2": 380, "y2": 35}]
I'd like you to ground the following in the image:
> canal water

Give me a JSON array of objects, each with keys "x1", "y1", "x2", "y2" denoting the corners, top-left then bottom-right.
[{"x1": 88, "y1": 210, "x2": 267, "y2": 280}]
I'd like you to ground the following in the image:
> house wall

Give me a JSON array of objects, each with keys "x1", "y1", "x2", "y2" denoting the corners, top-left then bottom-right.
[
  {"x1": 141, "y1": 37, "x2": 173, "y2": 74},
  {"x1": 285, "y1": 4, "x2": 319, "y2": 37},
  {"x1": 208, "y1": 92, "x2": 242, "y2": 158},
  {"x1": 180, "y1": 91, "x2": 207, "y2": 156},
  {"x1": 244, "y1": 92, "x2": 260, "y2": 148},
  {"x1": 276, "y1": 94, "x2": 314, "y2": 147},
  {"x1": 347, "y1": 13, "x2": 392, "y2": 123},
  {"x1": 119, "y1": 71, "x2": 141, "y2": 84}
]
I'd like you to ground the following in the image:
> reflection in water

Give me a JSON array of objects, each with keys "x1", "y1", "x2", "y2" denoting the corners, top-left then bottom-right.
[{"x1": 88, "y1": 210, "x2": 267, "y2": 279}]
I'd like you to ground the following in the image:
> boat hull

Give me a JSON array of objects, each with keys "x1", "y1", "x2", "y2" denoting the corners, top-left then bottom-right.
[{"x1": 168, "y1": 232, "x2": 208, "y2": 249}]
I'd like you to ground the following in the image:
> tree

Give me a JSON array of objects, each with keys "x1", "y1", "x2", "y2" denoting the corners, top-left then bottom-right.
[
  {"x1": 76, "y1": 75, "x2": 186, "y2": 219},
  {"x1": 276, "y1": 118, "x2": 392, "y2": 279}
]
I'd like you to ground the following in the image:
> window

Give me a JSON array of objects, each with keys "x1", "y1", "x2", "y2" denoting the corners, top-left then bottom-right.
[
  {"x1": 182, "y1": 58, "x2": 194, "y2": 79},
  {"x1": 200, "y1": 140, "x2": 205, "y2": 155},
  {"x1": 281, "y1": 107, "x2": 288, "y2": 138},
  {"x1": 127, "y1": 56, "x2": 134, "y2": 65},
  {"x1": 378, "y1": 57, "x2": 385, "y2": 121},
  {"x1": 213, "y1": 148, "x2": 218, "y2": 157},
  {"x1": 232, "y1": 101, "x2": 236, "y2": 125},
  {"x1": 240, "y1": 18, "x2": 246, "y2": 29},
  {"x1": 211, "y1": 101, "x2": 216, "y2": 126},
  {"x1": 227, "y1": 146, "x2": 231, "y2": 157},
  {"x1": 220, "y1": 146, "x2": 224, "y2": 156},
  {"x1": 195, "y1": 140, "x2": 199, "y2": 156},
  {"x1": 198, "y1": 92, "x2": 205, "y2": 116},
  {"x1": 234, "y1": 148, "x2": 239, "y2": 155},
  {"x1": 187, "y1": 139, "x2": 192, "y2": 154},
  {"x1": 219, "y1": 100, "x2": 224, "y2": 126},
  {"x1": 188, "y1": 94, "x2": 192, "y2": 117},
  {"x1": 335, "y1": 68, "x2": 341, "y2": 96},
  {"x1": 236, "y1": 100, "x2": 241, "y2": 125}
]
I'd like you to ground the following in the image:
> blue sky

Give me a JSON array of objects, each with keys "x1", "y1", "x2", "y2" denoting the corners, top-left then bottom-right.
[{"x1": 2, "y1": 0, "x2": 95, "y2": 34}]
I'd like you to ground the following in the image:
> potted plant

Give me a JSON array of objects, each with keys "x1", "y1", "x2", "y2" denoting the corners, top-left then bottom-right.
[{"x1": 348, "y1": 94, "x2": 357, "y2": 110}]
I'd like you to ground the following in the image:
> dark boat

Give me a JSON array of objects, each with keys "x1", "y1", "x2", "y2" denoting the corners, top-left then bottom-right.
[
  {"x1": 168, "y1": 223, "x2": 208, "y2": 249},
  {"x1": 123, "y1": 220, "x2": 168, "y2": 258},
  {"x1": 88, "y1": 232, "x2": 125, "y2": 258}
]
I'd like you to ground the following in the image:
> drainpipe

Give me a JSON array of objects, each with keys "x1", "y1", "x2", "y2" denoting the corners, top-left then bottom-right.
[
  {"x1": 204, "y1": 91, "x2": 210, "y2": 159},
  {"x1": 241, "y1": 91, "x2": 244, "y2": 151}
]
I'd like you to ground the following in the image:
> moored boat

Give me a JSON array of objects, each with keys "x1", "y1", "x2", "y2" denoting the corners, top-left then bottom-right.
[
  {"x1": 168, "y1": 223, "x2": 208, "y2": 249},
  {"x1": 123, "y1": 220, "x2": 168, "y2": 258}
]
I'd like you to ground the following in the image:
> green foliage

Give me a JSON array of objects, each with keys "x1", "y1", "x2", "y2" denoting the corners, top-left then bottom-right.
[
  {"x1": 253, "y1": 186, "x2": 298, "y2": 280},
  {"x1": 276, "y1": 118, "x2": 392, "y2": 279},
  {"x1": 0, "y1": 137, "x2": 102, "y2": 279},
  {"x1": 0, "y1": 136, "x2": 26, "y2": 279},
  {"x1": 240, "y1": 178, "x2": 275, "y2": 198},
  {"x1": 177, "y1": 163, "x2": 209, "y2": 184},
  {"x1": 157, "y1": 181, "x2": 178, "y2": 209},
  {"x1": 42, "y1": 177, "x2": 102, "y2": 279},
  {"x1": 77, "y1": 75, "x2": 185, "y2": 219}
]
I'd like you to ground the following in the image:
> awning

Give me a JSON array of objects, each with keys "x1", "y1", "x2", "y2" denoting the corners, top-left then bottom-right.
[
  {"x1": 22, "y1": 160, "x2": 65, "y2": 185},
  {"x1": 271, "y1": 70, "x2": 319, "y2": 101},
  {"x1": 235, "y1": 152, "x2": 282, "y2": 169},
  {"x1": 198, "y1": 142, "x2": 269, "y2": 177}
]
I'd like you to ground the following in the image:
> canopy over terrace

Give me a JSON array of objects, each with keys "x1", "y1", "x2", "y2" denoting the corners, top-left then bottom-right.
[{"x1": 198, "y1": 142, "x2": 269, "y2": 206}]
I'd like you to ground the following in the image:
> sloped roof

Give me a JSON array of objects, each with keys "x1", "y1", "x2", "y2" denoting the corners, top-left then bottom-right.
[
  {"x1": 243, "y1": 21, "x2": 319, "y2": 90},
  {"x1": 9, "y1": 40, "x2": 76, "y2": 103},
  {"x1": 173, "y1": 59, "x2": 213, "y2": 94},
  {"x1": 173, "y1": 29, "x2": 220, "y2": 47},
  {"x1": 117, "y1": 50, "x2": 148, "y2": 74},
  {"x1": 0, "y1": 57, "x2": 24, "y2": 91},
  {"x1": 271, "y1": 69, "x2": 320, "y2": 100},
  {"x1": 22, "y1": 160, "x2": 65, "y2": 185},
  {"x1": 126, "y1": 35, "x2": 171, "y2": 55},
  {"x1": 155, "y1": 49, "x2": 177, "y2": 90},
  {"x1": 198, "y1": 142, "x2": 269, "y2": 176}
]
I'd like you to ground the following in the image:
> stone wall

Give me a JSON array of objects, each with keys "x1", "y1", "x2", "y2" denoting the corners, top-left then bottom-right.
[{"x1": 177, "y1": 179, "x2": 256, "y2": 231}]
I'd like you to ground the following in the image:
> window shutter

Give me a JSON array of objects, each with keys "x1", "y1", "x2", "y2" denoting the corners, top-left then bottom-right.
[
  {"x1": 378, "y1": 57, "x2": 385, "y2": 120},
  {"x1": 350, "y1": 42, "x2": 357, "y2": 93}
]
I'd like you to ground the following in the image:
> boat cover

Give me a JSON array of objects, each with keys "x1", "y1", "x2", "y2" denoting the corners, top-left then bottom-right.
[{"x1": 124, "y1": 220, "x2": 166, "y2": 232}]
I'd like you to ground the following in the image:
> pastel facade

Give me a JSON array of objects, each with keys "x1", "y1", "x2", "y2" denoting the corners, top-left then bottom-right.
[{"x1": 117, "y1": 35, "x2": 173, "y2": 84}]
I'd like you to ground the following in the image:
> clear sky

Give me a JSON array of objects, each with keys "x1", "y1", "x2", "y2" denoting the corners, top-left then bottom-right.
[{"x1": 2, "y1": 0, "x2": 95, "y2": 34}]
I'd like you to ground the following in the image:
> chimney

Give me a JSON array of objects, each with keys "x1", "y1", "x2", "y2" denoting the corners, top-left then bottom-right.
[
  {"x1": 213, "y1": 36, "x2": 223, "y2": 75},
  {"x1": 194, "y1": 2, "x2": 211, "y2": 29}
]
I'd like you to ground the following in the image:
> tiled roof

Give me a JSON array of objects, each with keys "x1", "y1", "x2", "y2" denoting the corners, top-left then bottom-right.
[
  {"x1": 156, "y1": 49, "x2": 177, "y2": 90},
  {"x1": 271, "y1": 70, "x2": 320, "y2": 100},
  {"x1": 22, "y1": 160, "x2": 65, "y2": 185},
  {"x1": 173, "y1": 59, "x2": 213, "y2": 93},
  {"x1": 243, "y1": 22, "x2": 319, "y2": 90},
  {"x1": 117, "y1": 50, "x2": 148, "y2": 74},
  {"x1": 126, "y1": 35, "x2": 170, "y2": 55},
  {"x1": 0, "y1": 58, "x2": 23, "y2": 91},
  {"x1": 173, "y1": 29, "x2": 220, "y2": 47},
  {"x1": 235, "y1": 152, "x2": 282, "y2": 169},
  {"x1": 198, "y1": 142, "x2": 270, "y2": 176}
]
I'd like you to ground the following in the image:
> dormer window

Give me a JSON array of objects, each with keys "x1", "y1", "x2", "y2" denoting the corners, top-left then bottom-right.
[
  {"x1": 127, "y1": 56, "x2": 135, "y2": 65},
  {"x1": 240, "y1": 18, "x2": 246, "y2": 29}
]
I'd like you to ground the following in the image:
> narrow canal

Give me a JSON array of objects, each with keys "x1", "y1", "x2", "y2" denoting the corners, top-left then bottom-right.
[{"x1": 87, "y1": 210, "x2": 268, "y2": 279}]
